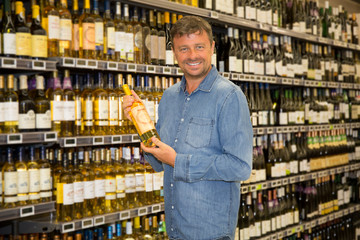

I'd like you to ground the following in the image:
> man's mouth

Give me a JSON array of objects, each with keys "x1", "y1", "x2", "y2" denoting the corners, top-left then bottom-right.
[{"x1": 187, "y1": 62, "x2": 201, "y2": 66}]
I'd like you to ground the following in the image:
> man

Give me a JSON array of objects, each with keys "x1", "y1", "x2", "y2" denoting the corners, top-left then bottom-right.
[{"x1": 123, "y1": 16, "x2": 252, "y2": 240}]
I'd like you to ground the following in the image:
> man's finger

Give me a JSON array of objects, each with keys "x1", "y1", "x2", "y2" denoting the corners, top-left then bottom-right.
[{"x1": 131, "y1": 90, "x2": 142, "y2": 101}]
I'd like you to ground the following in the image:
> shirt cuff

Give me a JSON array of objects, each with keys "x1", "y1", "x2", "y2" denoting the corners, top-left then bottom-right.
[{"x1": 173, "y1": 153, "x2": 191, "y2": 182}]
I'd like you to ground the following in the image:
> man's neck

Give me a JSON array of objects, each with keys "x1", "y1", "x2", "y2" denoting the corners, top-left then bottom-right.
[{"x1": 185, "y1": 67, "x2": 212, "y2": 94}]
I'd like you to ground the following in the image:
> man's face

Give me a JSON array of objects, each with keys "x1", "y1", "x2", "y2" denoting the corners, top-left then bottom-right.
[{"x1": 172, "y1": 31, "x2": 214, "y2": 82}]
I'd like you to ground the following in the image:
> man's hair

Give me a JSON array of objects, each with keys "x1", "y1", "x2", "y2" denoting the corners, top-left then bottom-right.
[{"x1": 170, "y1": 15, "x2": 213, "y2": 46}]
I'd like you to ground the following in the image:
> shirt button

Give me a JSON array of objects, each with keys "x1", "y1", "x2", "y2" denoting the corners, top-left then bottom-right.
[
  {"x1": 171, "y1": 228, "x2": 174, "y2": 231},
  {"x1": 171, "y1": 183, "x2": 173, "y2": 187},
  {"x1": 172, "y1": 206, "x2": 174, "y2": 209},
  {"x1": 181, "y1": 118, "x2": 184, "y2": 122},
  {"x1": 187, "y1": 97, "x2": 190, "y2": 101},
  {"x1": 174, "y1": 139, "x2": 178, "y2": 143}
]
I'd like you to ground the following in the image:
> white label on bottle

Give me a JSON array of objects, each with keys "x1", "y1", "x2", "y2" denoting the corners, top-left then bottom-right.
[
  {"x1": 3, "y1": 33, "x2": 16, "y2": 55},
  {"x1": 115, "y1": 31, "x2": 125, "y2": 52},
  {"x1": 105, "y1": 178, "x2": 116, "y2": 193},
  {"x1": 275, "y1": 61, "x2": 282, "y2": 76},
  {"x1": 63, "y1": 183, "x2": 74, "y2": 205},
  {"x1": 158, "y1": 36, "x2": 166, "y2": 61},
  {"x1": 135, "y1": 173, "x2": 145, "y2": 191},
  {"x1": 84, "y1": 181, "x2": 95, "y2": 199},
  {"x1": 95, "y1": 22, "x2": 104, "y2": 44},
  {"x1": 294, "y1": 210, "x2": 299, "y2": 223},
  {"x1": 51, "y1": 101, "x2": 64, "y2": 121},
  {"x1": 237, "y1": 6, "x2": 244, "y2": 18},
  {"x1": 144, "y1": 173, "x2": 153, "y2": 192},
  {"x1": 251, "y1": 112, "x2": 257, "y2": 126},
  {"x1": 107, "y1": 27, "x2": 115, "y2": 48},
  {"x1": 249, "y1": 59, "x2": 255, "y2": 74},
  {"x1": 255, "y1": 61, "x2": 264, "y2": 75},
  {"x1": 19, "y1": 110, "x2": 35, "y2": 130},
  {"x1": 229, "y1": 56, "x2": 237, "y2": 72},
  {"x1": 95, "y1": 179, "x2": 105, "y2": 197},
  {"x1": 116, "y1": 176, "x2": 125, "y2": 192},
  {"x1": 279, "y1": 112, "x2": 288, "y2": 125},
  {"x1": 4, "y1": 102, "x2": 19, "y2": 121},
  {"x1": 144, "y1": 100, "x2": 155, "y2": 122},
  {"x1": 255, "y1": 222, "x2": 261, "y2": 237},
  {"x1": 28, "y1": 169, "x2": 40, "y2": 192},
  {"x1": 125, "y1": 32, "x2": 134, "y2": 53},
  {"x1": 0, "y1": 103, "x2": 4, "y2": 122},
  {"x1": 125, "y1": 174, "x2": 136, "y2": 193},
  {"x1": 17, "y1": 170, "x2": 28, "y2": 193},
  {"x1": 236, "y1": 58, "x2": 243, "y2": 73},
  {"x1": 60, "y1": 19, "x2": 72, "y2": 41},
  {"x1": 153, "y1": 172, "x2": 162, "y2": 191},
  {"x1": 262, "y1": 220, "x2": 270, "y2": 235},
  {"x1": 36, "y1": 110, "x2": 51, "y2": 129},
  {"x1": 74, "y1": 181, "x2": 84, "y2": 203},
  {"x1": 84, "y1": 100, "x2": 93, "y2": 120},
  {"x1": 63, "y1": 101, "x2": 76, "y2": 121},
  {"x1": 266, "y1": 60, "x2": 275, "y2": 75},
  {"x1": 98, "y1": 100, "x2": 108, "y2": 120},
  {"x1": 166, "y1": 50, "x2": 174, "y2": 66},
  {"x1": 75, "y1": 99, "x2": 81, "y2": 121},
  {"x1": 109, "y1": 99, "x2": 118, "y2": 125},
  {"x1": 245, "y1": 6, "x2": 252, "y2": 19},
  {"x1": 39, "y1": 168, "x2": 51, "y2": 190},
  {"x1": 48, "y1": 15, "x2": 60, "y2": 40}
]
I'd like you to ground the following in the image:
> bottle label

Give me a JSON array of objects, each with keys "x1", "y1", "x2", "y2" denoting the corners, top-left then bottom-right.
[
  {"x1": 279, "y1": 112, "x2": 288, "y2": 125},
  {"x1": 32, "y1": 35, "x2": 48, "y2": 58},
  {"x1": 254, "y1": 61, "x2": 264, "y2": 75},
  {"x1": 82, "y1": 23, "x2": 95, "y2": 50},
  {"x1": 135, "y1": 30, "x2": 143, "y2": 48},
  {"x1": 4, "y1": 102, "x2": 19, "y2": 122},
  {"x1": 63, "y1": 183, "x2": 74, "y2": 205},
  {"x1": 28, "y1": 169, "x2": 40, "y2": 193},
  {"x1": 150, "y1": 35, "x2": 159, "y2": 59},
  {"x1": 84, "y1": 100, "x2": 93, "y2": 120},
  {"x1": 0, "y1": 103, "x2": 5, "y2": 122},
  {"x1": 95, "y1": 22, "x2": 104, "y2": 44},
  {"x1": 19, "y1": 110, "x2": 36, "y2": 130},
  {"x1": 75, "y1": 99, "x2": 81, "y2": 122},
  {"x1": 96, "y1": 99, "x2": 109, "y2": 121},
  {"x1": 266, "y1": 60, "x2": 275, "y2": 75},
  {"x1": 95, "y1": 179, "x2": 105, "y2": 197},
  {"x1": 36, "y1": 111, "x2": 51, "y2": 129},
  {"x1": 158, "y1": 36, "x2": 166, "y2": 60},
  {"x1": 39, "y1": 168, "x2": 51, "y2": 191},
  {"x1": 16, "y1": 32, "x2": 32, "y2": 56},
  {"x1": 116, "y1": 176, "x2": 125, "y2": 191},
  {"x1": 105, "y1": 178, "x2": 116, "y2": 193},
  {"x1": 51, "y1": 101, "x2": 64, "y2": 121},
  {"x1": 125, "y1": 32, "x2": 134, "y2": 54},
  {"x1": 60, "y1": 19, "x2": 72, "y2": 41},
  {"x1": 74, "y1": 181, "x2": 84, "y2": 203},
  {"x1": 153, "y1": 172, "x2": 162, "y2": 191},
  {"x1": 237, "y1": 7, "x2": 244, "y2": 18},
  {"x1": 144, "y1": 173, "x2": 153, "y2": 192},
  {"x1": 249, "y1": 59, "x2": 255, "y2": 74},
  {"x1": 255, "y1": 222, "x2": 261, "y2": 237},
  {"x1": 130, "y1": 104, "x2": 155, "y2": 135},
  {"x1": 144, "y1": 100, "x2": 155, "y2": 123},
  {"x1": 229, "y1": 56, "x2": 237, "y2": 72},
  {"x1": 109, "y1": 99, "x2": 119, "y2": 125},
  {"x1": 135, "y1": 173, "x2": 145, "y2": 191},
  {"x1": 3, "y1": 33, "x2": 16, "y2": 55},
  {"x1": 125, "y1": 174, "x2": 136, "y2": 193},
  {"x1": 72, "y1": 23, "x2": 80, "y2": 51},
  {"x1": 107, "y1": 27, "x2": 115, "y2": 49},
  {"x1": 63, "y1": 101, "x2": 76, "y2": 121},
  {"x1": 17, "y1": 170, "x2": 29, "y2": 194},
  {"x1": 84, "y1": 181, "x2": 95, "y2": 199},
  {"x1": 236, "y1": 58, "x2": 243, "y2": 73},
  {"x1": 166, "y1": 50, "x2": 174, "y2": 66},
  {"x1": 48, "y1": 15, "x2": 60, "y2": 40},
  {"x1": 275, "y1": 60, "x2": 282, "y2": 76}
]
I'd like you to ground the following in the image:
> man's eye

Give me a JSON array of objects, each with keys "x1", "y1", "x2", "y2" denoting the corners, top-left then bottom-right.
[
  {"x1": 196, "y1": 46, "x2": 204, "y2": 50},
  {"x1": 180, "y1": 48, "x2": 188, "y2": 52}
]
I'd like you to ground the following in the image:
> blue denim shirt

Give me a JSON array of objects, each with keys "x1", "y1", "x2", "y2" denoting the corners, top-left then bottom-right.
[{"x1": 144, "y1": 66, "x2": 253, "y2": 240}]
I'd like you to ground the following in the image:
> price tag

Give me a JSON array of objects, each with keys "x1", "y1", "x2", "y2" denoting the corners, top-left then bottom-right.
[
  {"x1": 305, "y1": 223, "x2": 311, "y2": 229},
  {"x1": 119, "y1": 211, "x2": 130, "y2": 220},
  {"x1": 290, "y1": 177, "x2": 296, "y2": 184},
  {"x1": 176, "y1": 68, "x2": 183, "y2": 75},
  {"x1": 132, "y1": 135, "x2": 140, "y2": 142},
  {"x1": 231, "y1": 74, "x2": 239, "y2": 80},
  {"x1": 87, "y1": 60, "x2": 97, "y2": 69},
  {"x1": 93, "y1": 216, "x2": 105, "y2": 226},
  {"x1": 345, "y1": 166, "x2": 350, "y2": 172},
  {"x1": 272, "y1": 234, "x2": 277, "y2": 240},
  {"x1": 250, "y1": 185, "x2": 257, "y2": 192},
  {"x1": 209, "y1": 11, "x2": 219, "y2": 19},
  {"x1": 300, "y1": 175, "x2": 305, "y2": 181},
  {"x1": 146, "y1": 65, "x2": 156, "y2": 73},
  {"x1": 76, "y1": 59, "x2": 87, "y2": 67},
  {"x1": 20, "y1": 205, "x2": 34, "y2": 217},
  {"x1": 93, "y1": 136, "x2": 104, "y2": 145},
  {"x1": 64, "y1": 138, "x2": 77, "y2": 147},
  {"x1": 81, "y1": 218, "x2": 94, "y2": 229},
  {"x1": 1, "y1": 58, "x2": 16, "y2": 68},
  {"x1": 62, "y1": 223, "x2": 75, "y2": 233},
  {"x1": 293, "y1": 79, "x2": 300, "y2": 85},
  {"x1": 152, "y1": 204, "x2": 161, "y2": 213},
  {"x1": 138, "y1": 207, "x2": 148, "y2": 216},
  {"x1": 350, "y1": 207, "x2": 355, "y2": 213},
  {"x1": 257, "y1": 128, "x2": 264, "y2": 135},
  {"x1": 311, "y1": 221, "x2": 316, "y2": 227},
  {"x1": 107, "y1": 62, "x2": 118, "y2": 70},
  {"x1": 271, "y1": 181, "x2": 278, "y2": 187},
  {"x1": 311, "y1": 173, "x2": 317, "y2": 179},
  {"x1": 356, "y1": 205, "x2": 360, "y2": 211},
  {"x1": 296, "y1": 226, "x2": 301, "y2": 232},
  {"x1": 267, "y1": 128, "x2": 274, "y2": 134},
  {"x1": 282, "y1": 178, "x2": 289, "y2": 185},
  {"x1": 62, "y1": 58, "x2": 75, "y2": 67},
  {"x1": 343, "y1": 209, "x2": 349, "y2": 215},
  {"x1": 287, "y1": 229, "x2": 293, "y2": 235},
  {"x1": 7, "y1": 134, "x2": 22, "y2": 144},
  {"x1": 222, "y1": 73, "x2": 230, "y2": 79},
  {"x1": 329, "y1": 214, "x2": 334, "y2": 221},
  {"x1": 241, "y1": 186, "x2": 248, "y2": 194},
  {"x1": 262, "y1": 183, "x2": 267, "y2": 189},
  {"x1": 163, "y1": 67, "x2": 171, "y2": 74},
  {"x1": 32, "y1": 60, "x2": 46, "y2": 70},
  {"x1": 278, "y1": 232, "x2": 283, "y2": 238},
  {"x1": 126, "y1": 64, "x2": 136, "y2": 72},
  {"x1": 44, "y1": 132, "x2": 57, "y2": 142},
  {"x1": 111, "y1": 135, "x2": 122, "y2": 144}
]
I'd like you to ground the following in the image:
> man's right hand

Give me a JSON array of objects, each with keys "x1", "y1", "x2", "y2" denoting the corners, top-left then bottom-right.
[{"x1": 122, "y1": 90, "x2": 141, "y2": 121}]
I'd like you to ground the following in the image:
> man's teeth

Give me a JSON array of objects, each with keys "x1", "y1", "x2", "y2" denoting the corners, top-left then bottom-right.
[{"x1": 187, "y1": 62, "x2": 200, "y2": 66}]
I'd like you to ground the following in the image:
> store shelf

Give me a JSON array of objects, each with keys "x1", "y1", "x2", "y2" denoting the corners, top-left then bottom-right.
[
  {"x1": 258, "y1": 204, "x2": 360, "y2": 240},
  {"x1": 241, "y1": 163, "x2": 360, "y2": 194},
  {"x1": 125, "y1": 0, "x2": 360, "y2": 51},
  {"x1": 57, "y1": 202, "x2": 164, "y2": 233},
  {"x1": 53, "y1": 57, "x2": 184, "y2": 76},
  {"x1": 58, "y1": 134, "x2": 140, "y2": 147},
  {"x1": 0, "y1": 131, "x2": 58, "y2": 145},
  {"x1": 0, "y1": 57, "x2": 57, "y2": 71},
  {"x1": 0, "y1": 201, "x2": 55, "y2": 222}
]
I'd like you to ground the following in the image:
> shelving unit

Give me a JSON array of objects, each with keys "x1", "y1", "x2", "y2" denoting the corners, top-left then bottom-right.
[{"x1": 0, "y1": 201, "x2": 55, "y2": 222}]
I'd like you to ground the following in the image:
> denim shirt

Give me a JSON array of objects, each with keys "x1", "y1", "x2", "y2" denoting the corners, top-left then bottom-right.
[{"x1": 144, "y1": 66, "x2": 253, "y2": 240}]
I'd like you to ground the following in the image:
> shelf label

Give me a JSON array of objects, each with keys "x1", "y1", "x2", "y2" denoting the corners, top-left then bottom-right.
[
  {"x1": 138, "y1": 207, "x2": 148, "y2": 216},
  {"x1": 311, "y1": 173, "x2": 317, "y2": 179},
  {"x1": 241, "y1": 186, "x2": 248, "y2": 194},
  {"x1": 119, "y1": 211, "x2": 130, "y2": 220},
  {"x1": 2, "y1": 58, "x2": 16, "y2": 68},
  {"x1": 250, "y1": 185, "x2": 257, "y2": 191},
  {"x1": 267, "y1": 128, "x2": 274, "y2": 134},
  {"x1": 64, "y1": 138, "x2": 77, "y2": 147},
  {"x1": 87, "y1": 60, "x2": 97, "y2": 69},
  {"x1": 111, "y1": 135, "x2": 122, "y2": 144},
  {"x1": 290, "y1": 177, "x2": 296, "y2": 184},
  {"x1": 344, "y1": 166, "x2": 350, "y2": 172},
  {"x1": 343, "y1": 209, "x2": 349, "y2": 215},
  {"x1": 350, "y1": 207, "x2": 355, "y2": 213},
  {"x1": 146, "y1": 65, "x2": 156, "y2": 73},
  {"x1": 76, "y1": 59, "x2": 87, "y2": 67},
  {"x1": 81, "y1": 218, "x2": 94, "y2": 229},
  {"x1": 132, "y1": 135, "x2": 140, "y2": 142},
  {"x1": 62, "y1": 58, "x2": 75, "y2": 67},
  {"x1": 311, "y1": 221, "x2": 316, "y2": 227},
  {"x1": 152, "y1": 204, "x2": 161, "y2": 213},
  {"x1": 231, "y1": 74, "x2": 239, "y2": 80},
  {"x1": 126, "y1": 63, "x2": 136, "y2": 72},
  {"x1": 209, "y1": 11, "x2": 219, "y2": 19},
  {"x1": 176, "y1": 68, "x2": 183, "y2": 75},
  {"x1": 20, "y1": 205, "x2": 35, "y2": 217},
  {"x1": 293, "y1": 79, "x2": 300, "y2": 85},
  {"x1": 32, "y1": 60, "x2": 46, "y2": 70},
  {"x1": 94, "y1": 216, "x2": 105, "y2": 226},
  {"x1": 282, "y1": 179, "x2": 289, "y2": 185},
  {"x1": 93, "y1": 136, "x2": 104, "y2": 145},
  {"x1": 300, "y1": 175, "x2": 305, "y2": 181},
  {"x1": 62, "y1": 223, "x2": 75, "y2": 233},
  {"x1": 44, "y1": 132, "x2": 57, "y2": 142},
  {"x1": 305, "y1": 223, "x2": 311, "y2": 229},
  {"x1": 278, "y1": 232, "x2": 283, "y2": 238},
  {"x1": 254, "y1": 184, "x2": 261, "y2": 191},
  {"x1": 257, "y1": 128, "x2": 264, "y2": 135},
  {"x1": 262, "y1": 183, "x2": 267, "y2": 189},
  {"x1": 7, "y1": 134, "x2": 22, "y2": 144},
  {"x1": 107, "y1": 62, "x2": 118, "y2": 70}
]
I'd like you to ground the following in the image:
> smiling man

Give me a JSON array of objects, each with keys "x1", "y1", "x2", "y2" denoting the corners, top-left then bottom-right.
[{"x1": 123, "y1": 16, "x2": 253, "y2": 240}]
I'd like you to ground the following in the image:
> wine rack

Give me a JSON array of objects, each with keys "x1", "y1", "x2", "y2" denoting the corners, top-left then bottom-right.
[{"x1": 0, "y1": 201, "x2": 55, "y2": 222}]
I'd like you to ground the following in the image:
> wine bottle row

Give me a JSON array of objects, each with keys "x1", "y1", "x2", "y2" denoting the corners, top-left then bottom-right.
[
  {"x1": 0, "y1": 214, "x2": 169, "y2": 240},
  {"x1": 0, "y1": 145, "x2": 164, "y2": 222},
  {"x1": 238, "y1": 170, "x2": 360, "y2": 239}
]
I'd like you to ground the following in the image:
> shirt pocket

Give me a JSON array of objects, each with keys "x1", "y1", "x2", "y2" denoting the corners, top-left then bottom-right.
[{"x1": 185, "y1": 117, "x2": 214, "y2": 148}]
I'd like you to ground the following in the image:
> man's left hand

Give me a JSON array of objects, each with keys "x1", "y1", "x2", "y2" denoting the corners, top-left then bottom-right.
[{"x1": 141, "y1": 137, "x2": 176, "y2": 167}]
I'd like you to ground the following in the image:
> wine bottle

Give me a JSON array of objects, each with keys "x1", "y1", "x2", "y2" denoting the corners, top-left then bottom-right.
[
  {"x1": 2, "y1": 0, "x2": 16, "y2": 57},
  {"x1": 103, "y1": 149, "x2": 116, "y2": 213},
  {"x1": 43, "y1": 0, "x2": 60, "y2": 57},
  {"x1": 149, "y1": 10, "x2": 159, "y2": 65},
  {"x1": 81, "y1": 74, "x2": 94, "y2": 136},
  {"x1": 132, "y1": 7, "x2": 142, "y2": 64},
  {"x1": 226, "y1": 27, "x2": 236, "y2": 73},
  {"x1": 93, "y1": 150, "x2": 105, "y2": 215},
  {"x1": 157, "y1": 12, "x2": 166, "y2": 66},
  {"x1": 103, "y1": 0, "x2": 115, "y2": 61},
  {"x1": 93, "y1": 72, "x2": 109, "y2": 135},
  {"x1": 58, "y1": 151, "x2": 74, "y2": 222},
  {"x1": 79, "y1": 0, "x2": 95, "y2": 59},
  {"x1": 30, "y1": 5, "x2": 48, "y2": 59},
  {"x1": 18, "y1": 75, "x2": 36, "y2": 132},
  {"x1": 62, "y1": 70, "x2": 75, "y2": 137},
  {"x1": 71, "y1": 152, "x2": 83, "y2": 219},
  {"x1": 49, "y1": 71, "x2": 63, "y2": 134},
  {"x1": 14, "y1": 1, "x2": 31, "y2": 58},
  {"x1": 71, "y1": 0, "x2": 80, "y2": 58},
  {"x1": 38, "y1": 146, "x2": 52, "y2": 202},
  {"x1": 15, "y1": 147, "x2": 29, "y2": 206},
  {"x1": 114, "y1": 2, "x2": 126, "y2": 62},
  {"x1": 3, "y1": 147, "x2": 17, "y2": 208},
  {"x1": 58, "y1": 0, "x2": 72, "y2": 57},
  {"x1": 92, "y1": 0, "x2": 103, "y2": 60},
  {"x1": 123, "y1": 146, "x2": 136, "y2": 208},
  {"x1": 81, "y1": 150, "x2": 95, "y2": 217},
  {"x1": 4, "y1": 75, "x2": 19, "y2": 133},
  {"x1": 123, "y1": 4, "x2": 134, "y2": 63},
  {"x1": 164, "y1": 12, "x2": 173, "y2": 66},
  {"x1": 114, "y1": 148, "x2": 126, "y2": 210}
]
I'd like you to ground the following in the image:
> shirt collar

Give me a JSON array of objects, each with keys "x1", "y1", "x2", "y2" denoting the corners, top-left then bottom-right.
[{"x1": 178, "y1": 65, "x2": 218, "y2": 94}]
